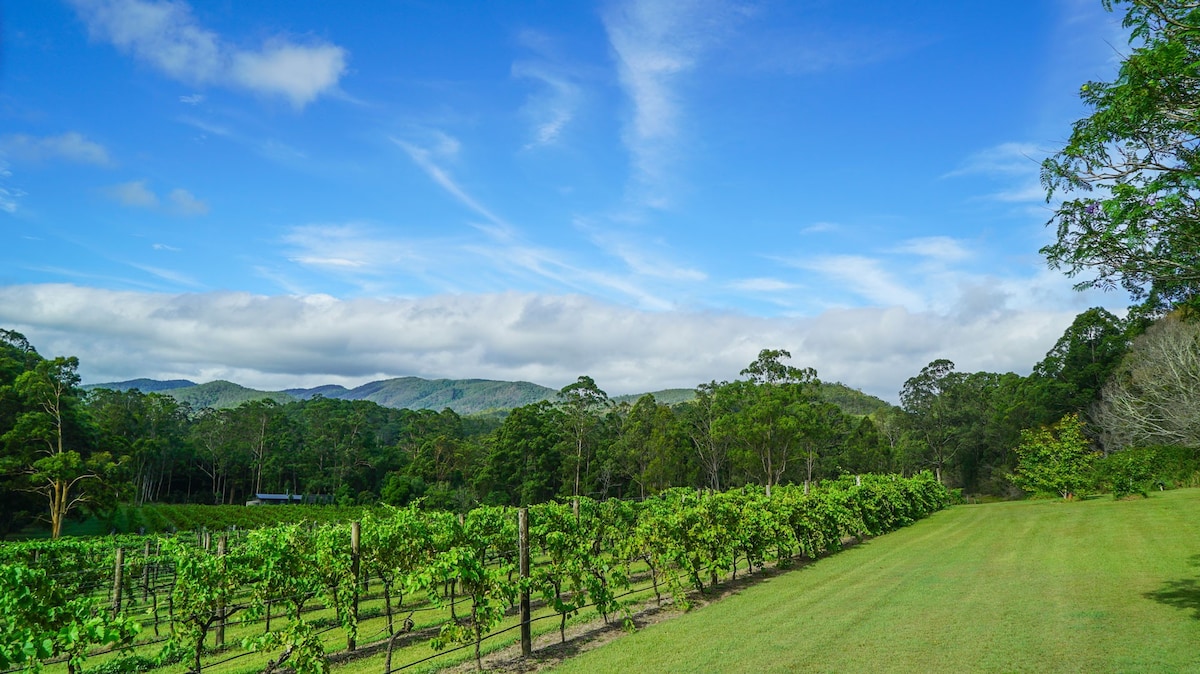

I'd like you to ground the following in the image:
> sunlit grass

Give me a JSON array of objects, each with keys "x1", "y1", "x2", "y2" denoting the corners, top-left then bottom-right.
[{"x1": 551, "y1": 489, "x2": 1200, "y2": 673}]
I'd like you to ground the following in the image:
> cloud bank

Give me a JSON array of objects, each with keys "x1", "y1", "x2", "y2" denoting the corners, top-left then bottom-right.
[{"x1": 0, "y1": 284, "x2": 1088, "y2": 402}]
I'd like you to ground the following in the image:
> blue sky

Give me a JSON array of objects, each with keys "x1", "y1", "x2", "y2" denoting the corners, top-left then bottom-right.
[{"x1": 0, "y1": 0, "x2": 1131, "y2": 401}]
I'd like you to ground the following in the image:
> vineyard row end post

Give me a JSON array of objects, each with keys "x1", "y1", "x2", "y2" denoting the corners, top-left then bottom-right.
[{"x1": 519, "y1": 507, "x2": 531, "y2": 657}]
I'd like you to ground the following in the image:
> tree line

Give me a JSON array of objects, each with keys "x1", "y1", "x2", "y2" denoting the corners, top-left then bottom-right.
[{"x1": 5, "y1": 301, "x2": 1193, "y2": 540}]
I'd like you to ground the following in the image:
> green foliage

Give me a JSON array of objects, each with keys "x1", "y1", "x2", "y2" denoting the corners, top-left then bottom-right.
[
  {"x1": 12, "y1": 473, "x2": 949, "y2": 674},
  {"x1": 1095, "y1": 446, "x2": 1159, "y2": 498},
  {"x1": 161, "y1": 536, "x2": 250, "y2": 673},
  {"x1": 1011, "y1": 414, "x2": 1098, "y2": 500},
  {"x1": 0, "y1": 563, "x2": 140, "y2": 674},
  {"x1": 1041, "y1": 0, "x2": 1200, "y2": 315},
  {"x1": 1030, "y1": 307, "x2": 1130, "y2": 421}
]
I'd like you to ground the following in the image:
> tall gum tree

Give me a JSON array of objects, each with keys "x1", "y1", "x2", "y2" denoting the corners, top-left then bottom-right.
[
  {"x1": 557, "y1": 376, "x2": 609, "y2": 498},
  {"x1": 720, "y1": 349, "x2": 819, "y2": 497},
  {"x1": 4, "y1": 357, "x2": 114, "y2": 538},
  {"x1": 900, "y1": 359, "x2": 963, "y2": 485}
]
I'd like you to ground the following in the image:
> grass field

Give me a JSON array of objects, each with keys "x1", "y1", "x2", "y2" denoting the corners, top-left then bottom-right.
[{"x1": 550, "y1": 489, "x2": 1200, "y2": 673}]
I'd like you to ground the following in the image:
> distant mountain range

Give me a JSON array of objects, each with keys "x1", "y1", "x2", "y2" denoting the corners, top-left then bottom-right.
[{"x1": 83, "y1": 376, "x2": 891, "y2": 417}]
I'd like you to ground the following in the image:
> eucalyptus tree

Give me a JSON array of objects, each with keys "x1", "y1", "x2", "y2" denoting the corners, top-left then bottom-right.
[
  {"x1": 720, "y1": 349, "x2": 820, "y2": 496},
  {"x1": 797, "y1": 401, "x2": 851, "y2": 492},
  {"x1": 2, "y1": 356, "x2": 115, "y2": 538},
  {"x1": 900, "y1": 359, "x2": 963, "y2": 485},
  {"x1": 558, "y1": 376, "x2": 609, "y2": 497},
  {"x1": 681, "y1": 381, "x2": 734, "y2": 491},
  {"x1": 189, "y1": 407, "x2": 242, "y2": 504},
  {"x1": 833, "y1": 416, "x2": 893, "y2": 476},
  {"x1": 610, "y1": 394, "x2": 690, "y2": 497},
  {"x1": 1030, "y1": 307, "x2": 1130, "y2": 421},
  {"x1": 87, "y1": 388, "x2": 191, "y2": 505},
  {"x1": 476, "y1": 401, "x2": 564, "y2": 505}
]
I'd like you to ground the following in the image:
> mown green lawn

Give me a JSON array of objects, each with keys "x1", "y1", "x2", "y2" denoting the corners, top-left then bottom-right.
[{"x1": 551, "y1": 489, "x2": 1200, "y2": 673}]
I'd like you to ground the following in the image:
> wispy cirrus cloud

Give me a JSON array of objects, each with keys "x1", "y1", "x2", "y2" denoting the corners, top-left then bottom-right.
[
  {"x1": 392, "y1": 134, "x2": 510, "y2": 232},
  {"x1": 284, "y1": 223, "x2": 435, "y2": 276},
  {"x1": 945, "y1": 142, "x2": 1054, "y2": 207},
  {"x1": 393, "y1": 133, "x2": 691, "y2": 309},
  {"x1": 797, "y1": 254, "x2": 926, "y2": 310},
  {"x1": 128, "y1": 263, "x2": 203, "y2": 288},
  {"x1": 801, "y1": 221, "x2": 839, "y2": 234},
  {"x1": 68, "y1": 0, "x2": 348, "y2": 108},
  {"x1": 584, "y1": 226, "x2": 707, "y2": 282},
  {"x1": 891, "y1": 236, "x2": 972, "y2": 263},
  {"x1": 729, "y1": 277, "x2": 797, "y2": 292},
  {"x1": 741, "y1": 23, "x2": 927, "y2": 75},
  {"x1": 943, "y1": 142, "x2": 1045, "y2": 178},
  {"x1": 0, "y1": 132, "x2": 113, "y2": 166},
  {"x1": 0, "y1": 160, "x2": 23, "y2": 214},
  {"x1": 603, "y1": 0, "x2": 743, "y2": 206},
  {"x1": 513, "y1": 29, "x2": 583, "y2": 149}
]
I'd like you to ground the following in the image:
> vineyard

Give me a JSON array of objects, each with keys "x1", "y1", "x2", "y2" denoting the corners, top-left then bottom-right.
[{"x1": 0, "y1": 473, "x2": 950, "y2": 674}]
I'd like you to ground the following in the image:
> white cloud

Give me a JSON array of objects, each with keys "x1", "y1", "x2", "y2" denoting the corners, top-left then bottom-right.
[
  {"x1": 179, "y1": 93, "x2": 205, "y2": 105},
  {"x1": 104, "y1": 180, "x2": 209, "y2": 215},
  {"x1": 891, "y1": 236, "x2": 972, "y2": 263},
  {"x1": 230, "y1": 40, "x2": 348, "y2": 108},
  {"x1": 0, "y1": 283, "x2": 1110, "y2": 402},
  {"x1": 105, "y1": 179, "x2": 158, "y2": 207},
  {"x1": 69, "y1": 0, "x2": 348, "y2": 109},
  {"x1": 0, "y1": 132, "x2": 112, "y2": 166},
  {"x1": 168, "y1": 188, "x2": 209, "y2": 215}
]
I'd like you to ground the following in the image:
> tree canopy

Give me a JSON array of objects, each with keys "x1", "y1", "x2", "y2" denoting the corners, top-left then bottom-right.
[{"x1": 1041, "y1": 0, "x2": 1200, "y2": 315}]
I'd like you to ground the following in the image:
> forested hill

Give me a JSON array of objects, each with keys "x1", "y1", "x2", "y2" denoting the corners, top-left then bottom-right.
[
  {"x1": 86, "y1": 376, "x2": 892, "y2": 416},
  {"x1": 310, "y1": 377, "x2": 556, "y2": 415},
  {"x1": 160, "y1": 380, "x2": 296, "y2": 408},
  {"x1": 82, "y1": 378, "x2": 197, "y2": 393},
  {"x1": 818, "y1": 382, "x2": 892, "y2": 416},
  {"x1": 87, "y1": 376, "x2": 557, "y2": 415}
]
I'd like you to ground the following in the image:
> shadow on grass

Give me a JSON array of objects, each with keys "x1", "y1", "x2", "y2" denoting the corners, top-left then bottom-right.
[{"x1": 1145, "y1": 554, "x2": 1200, "y2": 619}]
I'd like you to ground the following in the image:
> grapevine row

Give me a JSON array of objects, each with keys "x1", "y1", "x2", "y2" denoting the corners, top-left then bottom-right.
[{"x1": 0, "y1": 472, "x2": 949, "y2": 674}]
